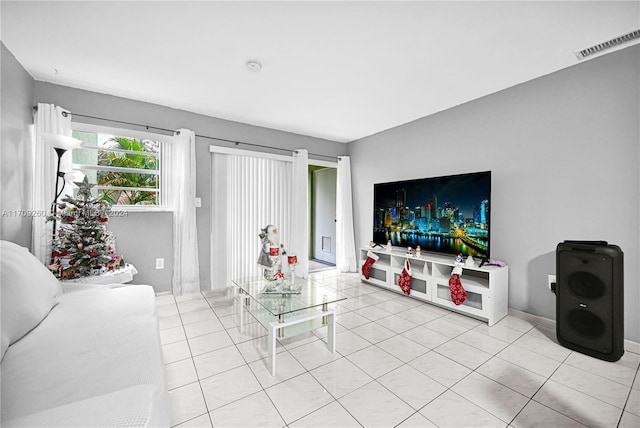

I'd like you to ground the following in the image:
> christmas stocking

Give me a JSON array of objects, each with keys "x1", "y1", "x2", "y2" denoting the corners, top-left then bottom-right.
[
  {"x1": 449, "y1": 266, "x2": 467, "y2": 305},
  {"x1": 398, "y1": 259, "x2": 412, "y2": 295},
  {"x1": 361, "y1": 251, "x2": 380, "y2": 280}
]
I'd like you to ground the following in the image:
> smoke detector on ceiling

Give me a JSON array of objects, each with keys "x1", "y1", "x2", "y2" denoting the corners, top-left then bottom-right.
[
  {"x1": 246, "y1": 60, "x2": 262, "y2": 72},
  {"x1": 574, "y1": 29, "x2": 640, "y2": 60}
]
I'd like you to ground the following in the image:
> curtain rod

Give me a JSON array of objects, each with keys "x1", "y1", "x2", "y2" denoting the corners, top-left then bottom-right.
[{"x1": 35, "y1": 107, "x2": 341, "y2": 161}]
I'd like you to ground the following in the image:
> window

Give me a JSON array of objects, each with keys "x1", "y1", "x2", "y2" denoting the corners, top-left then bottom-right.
[{"x1": 71, "y1": 124, "x2": 168, "y2": 208}]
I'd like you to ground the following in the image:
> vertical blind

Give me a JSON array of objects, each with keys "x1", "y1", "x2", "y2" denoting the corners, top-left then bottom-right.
[{"x1": 211, "y1": 153, "x2": 292, "y2": 289}]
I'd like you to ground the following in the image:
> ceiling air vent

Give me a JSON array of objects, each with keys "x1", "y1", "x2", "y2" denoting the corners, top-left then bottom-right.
[{"x1": 575, "y1": 29, "x2": 640, "y2": 60}]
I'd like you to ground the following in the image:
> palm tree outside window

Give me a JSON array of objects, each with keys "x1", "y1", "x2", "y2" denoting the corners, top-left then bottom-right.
[{"x1": 71, "y1": 128, "x2": 163, "y2": 207}]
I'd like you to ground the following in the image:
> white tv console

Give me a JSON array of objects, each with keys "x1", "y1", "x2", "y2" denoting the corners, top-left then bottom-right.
[{"x1": 359, "y1": 247, "x2": 508, "y2": 326}]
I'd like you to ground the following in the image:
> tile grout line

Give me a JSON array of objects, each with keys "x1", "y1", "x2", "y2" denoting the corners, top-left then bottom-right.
[
  {"x1": 617, "y1": 366, "x2": 640, "y2": 425},
  {"x1": 510, "y1": 349, "x2": 588, "y2": 427},
  {"x1": 231, "y1": 291, "x2": 292, "y2": 427},
  {"x1": 161, "y1": 274, "x2": 638, "y2": 428},
  {"x1": 178, "y1": 292, "x2": 212, "y2": 427}
]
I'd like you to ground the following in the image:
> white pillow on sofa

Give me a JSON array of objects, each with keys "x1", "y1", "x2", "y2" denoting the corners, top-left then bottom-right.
[{"x1": 1, "y1": 240, "x2": 63, "y2": 360}]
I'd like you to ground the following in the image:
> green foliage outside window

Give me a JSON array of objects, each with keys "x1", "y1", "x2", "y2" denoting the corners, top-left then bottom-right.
[{"x1": 97, "y1": 137, "x2": 159, "y2": 206}]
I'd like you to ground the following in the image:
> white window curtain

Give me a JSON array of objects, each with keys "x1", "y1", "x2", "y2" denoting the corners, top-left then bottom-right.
[
  {"x1": 336, "y1": 156, "x2": 357, "y2": 272},
  {"x1": 210, "y1": 151, "x2": 292, "y2": 290},
  {"x1": 31, "y1": 103, "x2": 74, "y2": 264},
  {"x1": 168, "y1": 129, "x2": 200, "y2": 295},
  {"x1": 290, "y1": 149, "x2": 309, "y2": 278}
]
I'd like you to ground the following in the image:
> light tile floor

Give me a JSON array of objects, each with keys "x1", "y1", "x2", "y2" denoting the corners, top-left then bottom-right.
[
  {"x1": 308, "y1": 259, "x2": 336, "y2": 273},
  {"x1": 157, "y1": 271, "x2": 640, "y2": 428}
]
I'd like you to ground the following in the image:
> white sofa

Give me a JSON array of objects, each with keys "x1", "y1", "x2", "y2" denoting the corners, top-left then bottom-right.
[{"x1": 1, "y1": 240, "x2": 169, "y2": 427}]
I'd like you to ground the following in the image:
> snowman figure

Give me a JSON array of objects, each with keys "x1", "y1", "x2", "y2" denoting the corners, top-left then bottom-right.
[{"x1": 455, "y1": 253, "x2": 464, "y2": 266}]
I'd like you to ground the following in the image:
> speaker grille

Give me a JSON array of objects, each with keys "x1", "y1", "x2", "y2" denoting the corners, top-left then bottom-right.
[
  {"x1": 568, "y1": 309, "x2": 606, "y2": 339},
  {"x1": 568, "y1": 271, "x2": 605, "y2": 299}
]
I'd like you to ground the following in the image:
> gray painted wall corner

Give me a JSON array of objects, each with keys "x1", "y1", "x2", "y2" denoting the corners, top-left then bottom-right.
[
  {"x1": 33, "y1": 81, "x2": 347, "y2": 292},
  {"x1": 1, "y1": 42, "x2": 35, "y2": 248},
  {"x1": 347, "y1": 46, "x2": 640, "y2": 341},
  {"x1": 108, "y1": 212, "x2": 173, "y2": 292}
]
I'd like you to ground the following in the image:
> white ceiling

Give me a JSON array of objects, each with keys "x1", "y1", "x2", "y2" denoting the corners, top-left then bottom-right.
[{"x1": 2, "y1": 1, "x2": 639, "y2": 143}]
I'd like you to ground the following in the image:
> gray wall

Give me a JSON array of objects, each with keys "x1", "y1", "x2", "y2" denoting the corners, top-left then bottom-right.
[
  {"x1": 1, "y1": 43, "x2": 35, "y2": 248},
  {"x1": 108, "y1": 212, "x2": 173, "y2": 292},
  {"x1": 33, "y1": 82, "x2": 347, "y2": 292},
  {"x1": 348, "y1": 46, "x2": 640, "y2": 342}
]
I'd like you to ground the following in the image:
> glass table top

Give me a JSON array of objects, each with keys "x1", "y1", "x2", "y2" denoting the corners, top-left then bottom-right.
[{"x1": 232, "y1": 276, "x2": 347, "y2": 317}]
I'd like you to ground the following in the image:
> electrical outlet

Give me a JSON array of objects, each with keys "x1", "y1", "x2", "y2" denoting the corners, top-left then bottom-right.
[
  {"x1": 156, "y1": 258, "x2": 164, "y2": 269},
  {"x1": 548, "y1": 274, "x2": 556, "y2": 290},
  {"x1": 195, "y1": 197, "x2": 202, "y2": 208}
]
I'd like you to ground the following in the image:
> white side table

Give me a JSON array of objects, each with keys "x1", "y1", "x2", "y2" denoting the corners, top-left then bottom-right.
[{"x1": 60, "y1": 263, "x2": 138, "y2": 285}]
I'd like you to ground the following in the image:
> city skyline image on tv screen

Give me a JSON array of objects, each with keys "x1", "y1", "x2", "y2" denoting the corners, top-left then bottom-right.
[{"x1": 373, "y1": 171, "x2": 491, "y2": 259}]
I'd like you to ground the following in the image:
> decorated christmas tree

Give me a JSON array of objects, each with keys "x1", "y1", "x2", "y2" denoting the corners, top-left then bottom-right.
[{"x1": 49, "y1": 177, "x2": 115, "y2": 278}]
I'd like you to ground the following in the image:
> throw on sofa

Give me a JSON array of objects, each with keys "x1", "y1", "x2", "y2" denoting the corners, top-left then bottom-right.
[{"x1": 0, "y1": 240, "x2": 169, "y2": 427}]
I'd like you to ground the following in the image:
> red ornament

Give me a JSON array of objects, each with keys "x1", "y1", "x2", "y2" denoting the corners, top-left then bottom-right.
[
  {"x1": 69, "y1": 259, "x2": 76, "y2": 265},
  {"x1": 66, "y1": 217, "x2": 75, "y2": 223},
  {"x1": 60, "y1": 250, "x2": 68, "y2": 256},
  {"x1": 98, "y1": 217, "x2": 108, "y2": 223},
  {"x1": 52, "y1": 251, "x2": 60, "y2": 257},
  {"x1": 89, "y1": 251, "x2": 96, "y2": 257}
]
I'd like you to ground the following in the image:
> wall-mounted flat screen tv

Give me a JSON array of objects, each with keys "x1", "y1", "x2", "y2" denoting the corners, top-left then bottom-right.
[{"x1": 373, "y1": 171, "x2": 491, "y2": 259}]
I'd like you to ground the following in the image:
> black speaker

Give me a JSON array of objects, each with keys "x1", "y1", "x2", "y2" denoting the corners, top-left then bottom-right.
[{"x1": 556, "y1": 241, "x2": 624, "y2": 362}]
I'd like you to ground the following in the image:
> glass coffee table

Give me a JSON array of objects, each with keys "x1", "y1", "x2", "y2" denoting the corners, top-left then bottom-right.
[{"x1": 232, "y1": 276, "x2": 347, "y2": 376}]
